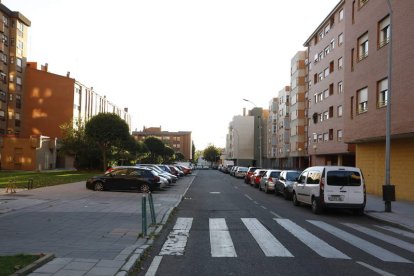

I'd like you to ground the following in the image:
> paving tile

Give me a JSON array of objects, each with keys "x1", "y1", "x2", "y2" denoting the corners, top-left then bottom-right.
[
  {"x1": 54, "y1": 269, "x2": 87, "y2": 276},
  {"x1": 96, "y1": 259, "x2": 124, "y2": 268},
  {"x1": 33, "y1": 264, "x2": 63, "y2": 274},
  {"x1": 64, "y1": 261, "x2": 96, "y2": 270},
  {"x1": 85, "y1": 266, "x2": 120, "y2": 276},
  {"x1": 47, "y1": 258, "x2": 74, "y2": 265}
]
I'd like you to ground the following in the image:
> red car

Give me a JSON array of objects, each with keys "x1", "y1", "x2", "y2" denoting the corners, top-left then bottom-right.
[
  {"x1": 251, "y1": 169, "x2": 267, "y2": 188},
  {"x1": 245, "y1": 167, "x2": 261, "y2": 184},
  {"x1": 176, "y1": 165, "x2": 192, "y2": 175}
]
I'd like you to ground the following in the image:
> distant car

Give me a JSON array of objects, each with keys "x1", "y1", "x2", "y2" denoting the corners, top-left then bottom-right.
[
  {"x1": 230, "y1": 166, "x2": 239, "y2": 176},
  {"x1": 176, "y1": 165, "x2": 192, "y2": 175},
  {"x1": 245, "y1": 167, "x2": 261, "y2": 184},
  {"x1": 259, "y1": 169, "x2": 282, "y2": 193},
  {"x1": 86, "y1": 166, "x2": 161, "y2": 193},
  {"x1": 275, "y1": 170, "x2": 302, "y2": 199},
  {"x1": 251, "y1": 169, "x2": 267, "y2": 188},
  {"x1": 235, "y1": 167, "x2": 248, "y2": 178}
]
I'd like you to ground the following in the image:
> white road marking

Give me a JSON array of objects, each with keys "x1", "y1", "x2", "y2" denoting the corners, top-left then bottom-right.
[
  {"x1": 375, "y1": 225, "x2": 414, "y2": 239},
  {"x1": 159, "y1": 218, "x2": 193, "y2": 256},
  {"x1": 261, "y1": 206, "x2": 267, "y2": 210},
  {"x1": 209, "y1": 218, "x2": 237, "y2": 257},
  {"x1": 245, "y1": 194, "x2": 253, "y2": 201},
  {"x1": 241, "y1": 218, "x2": 293, "y2": 257},
  {"x1": 343, "y1": 223, "x2": 414, "y2": 253},
  {"x1": 145, "y1": 256, "x2": 163, "y2": 276},
  {"x1": 270, "y1": 211, "x2": 282, "y2": 218},
  {"x1": 275, "y1": 219, "x2": 350, "y2": 259},
  {"x1": 253, "y1": 201, "x2": 259, "y2": 205},
  {"x1": 210, "y1": 192, "x2": 221, "y2": 194},
  {"x1": 308, "y1": 220, "x2": 412, "y2": 263},
  {"x1": 356, "y1": 261, "x2": 396, "y2": 276},
  {"x1": 234, "y1": 186, "x2": 239, "y2": 189}
]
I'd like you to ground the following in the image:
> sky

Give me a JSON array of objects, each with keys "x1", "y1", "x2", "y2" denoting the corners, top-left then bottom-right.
[{"x1": 4, "y1": 0, "x2": 339, "y2": 150}]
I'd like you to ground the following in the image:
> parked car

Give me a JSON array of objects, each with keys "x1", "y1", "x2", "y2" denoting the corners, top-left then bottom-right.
[
  {"x1": 86, "y1": 166, "x2": 161, "y2": 192},
  {"x1": 259, "y1": 169, "x2": 282, "y2": 193},
  {"x1": 168, "y1": 165, "x2": 184, "y2": 177},
  {"x1": 275, "y1": 170, "x2": 302, "y2": 199},
  {"x1": 138, "y1": 164, "x2": 177, "y2": 184},
  {"x1": 235, "y1": 167, "x2": 248, "y2": 178},
  {"x1": 245, "y1": 167, "x2": 260, "y2": 184},
  {"x1": 292, "y1": 166, "x2": 366, "y2": 214},
  {"x1": 223, "y1": 165, "x2": 233, "y2": 174},
  {"x1": 251, "y1": 169, "x2": 268, "y2": 188},
  {"x1": 230, "y1": 166, "x2": 239, "y2": 176},
  {"x1": 176, "y1": 165, "x2": 192, "y2": 175}
]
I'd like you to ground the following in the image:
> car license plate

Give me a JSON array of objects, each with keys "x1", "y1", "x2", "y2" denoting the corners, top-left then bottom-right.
[{"x1": 328, "y1": 195, "x2": 344, "y2": 201}]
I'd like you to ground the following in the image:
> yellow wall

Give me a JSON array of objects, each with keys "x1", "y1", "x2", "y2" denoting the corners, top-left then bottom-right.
[
  {"x1": 356, "y1": 138, "x2": 414, "y2": 201},
  {"x1": 1, "y1": 137, "x2": 37, "y2": 171}
]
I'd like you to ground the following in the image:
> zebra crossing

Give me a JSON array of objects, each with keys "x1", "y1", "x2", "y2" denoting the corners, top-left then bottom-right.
[{"x1": 160, "y1": 217, "x2": 414, "y2": 263}]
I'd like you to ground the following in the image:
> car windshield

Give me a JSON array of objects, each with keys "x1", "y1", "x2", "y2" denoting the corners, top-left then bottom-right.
[
  {"x1": 326, "y1": 171, "x2": 362, "y2": 186},
  {"x1": 286, "y1": 172, "x2": 301, "y2": 181},
  {"x1": 270, "y1": 171, "x2": 281, "y2": 178}
]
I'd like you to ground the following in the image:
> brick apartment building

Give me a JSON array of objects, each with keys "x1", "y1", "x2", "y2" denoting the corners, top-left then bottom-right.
[
  {"x1": 342, "y1": 0, "x2": 414, "y2": 200},
  {"x1": 304, "y1": 0, "x2": 356, "y2": 167},
  {"x1": 132, "y1": 127, "x2": 192, "y2": 161}
]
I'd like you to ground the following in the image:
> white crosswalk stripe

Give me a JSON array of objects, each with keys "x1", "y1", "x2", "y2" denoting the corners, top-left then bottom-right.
[
  {"x1": 375, "y1": 225, "x2": 414, "y2": 240},
  {"x1": 275, "y1": 218, "x2": 350, "y2": 259},
  {"x1": 308, "y1": 220, "x2": 412, "y2": 263},
  {"x1": 210, "y1": 218, "x2": 237, "y2": 257},
  {"x1": 160, "y1": 217, "x2": 193, "y2": 256},
  {"x1": 343, "y1": 223, "x2": 414, "y2": 253},
  {"x1": 159, "y1": 217, "x2": 413, "y2": 263},
  {"x1": 241, "y1": 218, "x2": 293, "y2": 257}
]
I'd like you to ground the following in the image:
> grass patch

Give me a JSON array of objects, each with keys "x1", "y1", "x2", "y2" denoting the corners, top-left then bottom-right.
[
  {"x1": 0, "y1": 254, "x2": 41, "y2": 276},
  {"x1": 0, "y1": 170, "x2": 101, "y2": 189}
]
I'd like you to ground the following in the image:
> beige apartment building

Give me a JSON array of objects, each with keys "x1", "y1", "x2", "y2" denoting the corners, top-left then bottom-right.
[
  {"x1": 266, "y1": 98, "x2": 278, "y2": 167},
  {"x1": 289, "y1": 51, "x2": 308, "y2": 170},
  {"x1": 275, "y1": 86, "x2": 291, "y2": 168},
  {"x1": 304, "y1": 0, "x2": 356, "y2": 167},
  {"x1": 342, "y1": 0, "x2": 414, "y2": 200},
  {"x1": 132, "y1": 126, "x2": 192, "y2": 161},
  {"x1": 227, "y1": 112, "x2": 254, "y2": 166}
]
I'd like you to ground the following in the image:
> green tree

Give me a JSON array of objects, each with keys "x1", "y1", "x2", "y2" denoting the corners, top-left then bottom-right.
[
  {"x1": 162, "y1": 146, "x2": 175, "y2": 164},
  {"x1": 85, "y1": 113, "x2": 130, "y2": 170},
  {"x1": 191, "y1": 141, "x2": 196, "y2": 163},
  {"x1": 59, "y1": 120, "x2": 101, "y2": 169},
  {"x1": 175, "y1": 152, "x2": 185, "y2": 161},
  {"x1": 203, "y1": 145, "x2": 221, "y2": 167},
  {"x1": 143, "y1": 136, "x2": 165, "y2": 163}
]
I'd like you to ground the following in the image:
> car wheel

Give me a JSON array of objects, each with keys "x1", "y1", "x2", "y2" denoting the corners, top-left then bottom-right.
[
  {"x1": 94, "y1": 181, "x2": 104, "y2": 191},
  {"x1": 293, "y1": 193, "x2": 300, "y2": 206},
  {"x1": 283, "y1": 189, "x2": 290, "y2": 200},
  {"x1": 140, "y1": 184, "x2": 150, "y2": 193},
  {"x1": 311, "y1": 198, "x2": 322, "y2": 214}
]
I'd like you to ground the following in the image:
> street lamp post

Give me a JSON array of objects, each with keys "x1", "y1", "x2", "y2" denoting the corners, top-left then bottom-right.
[
  {"x1": 243, "y1": 99, "x2": 262, "y2": 168},
  {"x1": 384, "y1": 0, "x2": 394, "y2": 212}
]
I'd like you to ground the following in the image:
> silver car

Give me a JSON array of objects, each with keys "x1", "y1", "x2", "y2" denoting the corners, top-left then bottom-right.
[
  {"x1": 259, "y1": 169, "x2": 282, "y2": 193},
  {"x1": 275, "y1": 170, "x2": 302, "y2": 199}
]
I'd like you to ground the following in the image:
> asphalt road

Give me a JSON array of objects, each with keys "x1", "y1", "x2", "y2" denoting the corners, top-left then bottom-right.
[{"x1": 138, "y1": 170, "x2": 414, "y2": 276}]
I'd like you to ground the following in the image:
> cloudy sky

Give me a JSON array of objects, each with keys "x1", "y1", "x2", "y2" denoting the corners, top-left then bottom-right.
[{"x1": 4, "y1": 0, "x2": 339, "y2": 150}]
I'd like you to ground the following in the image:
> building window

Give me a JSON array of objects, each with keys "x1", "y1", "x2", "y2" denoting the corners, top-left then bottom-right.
[
  {"x1": 338, "y1": 57, "x2": 343, "y2": 69},
  {"x1": 337, "y1": 105, "x2": 343, "y2": 117},
  {"x1": 377, "y1": 78, "x2": 388, "y2": 108},
  {"x1": 357, "y1": 87, "x2": 368, "y2": 114},
  {"x1": 0, "y1": 91, "x2": 5, "y2": 102},
  {"x1": 324, "y1": 67, "x2": 330, "y2": 78},
  {"x1": 338, "y1": 81, "x2": 343, "y2": 94},
  {"x1": 330, "y1": 39, "x2": 335, "y2": 50},
  {"x1": 324, "y1": 46, "x2": 330, "y2": 56},
  {"x1": 329, "y1": 129, "x2": 334, "y2": 141},
  {"x1": 329, "y1": 61, "x2": 334, "y2": 73},
  {"x1": 318, "y1": 72, "x2": 323, "y2": 81},
  {"x1": 323, "y1": 133, "x2": 329, "y2": 141},
  {"x1": 358, "y1": 32, "x2": 369, "y2": 61},
  {"x1": 337, "y1": 130, "x2": 343, "y2": 141},
  {"x1": 359, "y1": 0, "x2": 369, "y2": 8},
  {"x1": 378, "y1": 15, "x2": 390, "y2": 48},
  {"x1": 318, "y1": 134, "x2": 323, "y2": 142},
  {"x1": 16, "y1": 94, "x2": 21, "y2": 109},
  {"x1": 323, "y1": 89, "x2": 329, "y2": 99},
  {"x1": 338, "y1": 33, "x2": 344, "y2": 46},
  {"x1": 329, "y1": 106, "x2": 334, "y2": 118},
  {"x1": 0, "y1": 110, "x2": 4, "y2": 121},
  {"x1": 339, "y1": 9, "x2": 344, "y2": 21},
  {"x1": 16, "y1": 76, "x2": 22, "y2": 85},
  {"x1": 323, "y1": 111, "x2": 329, "y2": 121}
]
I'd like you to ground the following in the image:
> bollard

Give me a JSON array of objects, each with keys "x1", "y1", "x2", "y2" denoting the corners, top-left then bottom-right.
[
  {"x1": 148, "y1": 192, "x2": 156, "y2": 225},
  {"x1": 27, "y1": 178, "x2": 34, "y2": 190},
  {"x1": 142, "y1": 194, "x2": 147, "y2": 237}
]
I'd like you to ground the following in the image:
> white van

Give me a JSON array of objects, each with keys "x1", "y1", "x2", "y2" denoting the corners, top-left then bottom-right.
[{"x1": 292, "y1": 166, "x2": 366, "y2": 214}]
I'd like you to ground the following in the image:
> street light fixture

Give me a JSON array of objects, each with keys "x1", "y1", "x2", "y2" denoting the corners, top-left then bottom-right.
[{"x1": 243, "y1": 99, "x2": 262, "y2": 168}]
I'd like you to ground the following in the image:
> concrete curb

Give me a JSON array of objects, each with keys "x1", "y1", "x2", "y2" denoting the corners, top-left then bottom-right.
[
  {"x1": 364, "y1": 211, "x2": 414, "y2": 232},
  {"x1": 11, "y1": 253, "x2": 55, "y2": 276},
  {"x1": 118, "y1": 173, "x2": 197, "y2": 275}
]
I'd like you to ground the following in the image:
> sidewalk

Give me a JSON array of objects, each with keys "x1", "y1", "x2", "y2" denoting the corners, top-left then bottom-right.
[{"x1": 365, "y1": 194, "x2": 414, "y2": 231}]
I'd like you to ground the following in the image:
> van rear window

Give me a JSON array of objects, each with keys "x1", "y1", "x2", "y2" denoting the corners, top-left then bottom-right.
[{"x1": 326, "y1": 171, "x2": 361, "y2": 186}]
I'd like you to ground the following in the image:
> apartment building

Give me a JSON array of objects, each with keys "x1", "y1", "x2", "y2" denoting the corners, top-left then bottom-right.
[
  {"x1": 343, "y1": 0, "x2": 414, "y2": 200},
  {"x1": 226, "y1": 112, "x2": 254, "y2": 166},
  {"x1": 304, "y1": 0, "x2": 355, "y2": 167},
  {"x1": 23, "y1": 62, "x2": 131, "y2": 139},
  {"x1": 132, "y1": 126, "x2": 192, "y2": 161},
  {"x1": 266, "y1": 98, "x2": 278, "y2": 167},
  {"x1": 289, "y1": 51, "x2": 308, "y2": 170},
  {"x1": 0, "y1": 3, "x2": 30, "y2": 136},
  {"x1": 276, "y1": 86, "x2": 291, "y2": 168}
]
